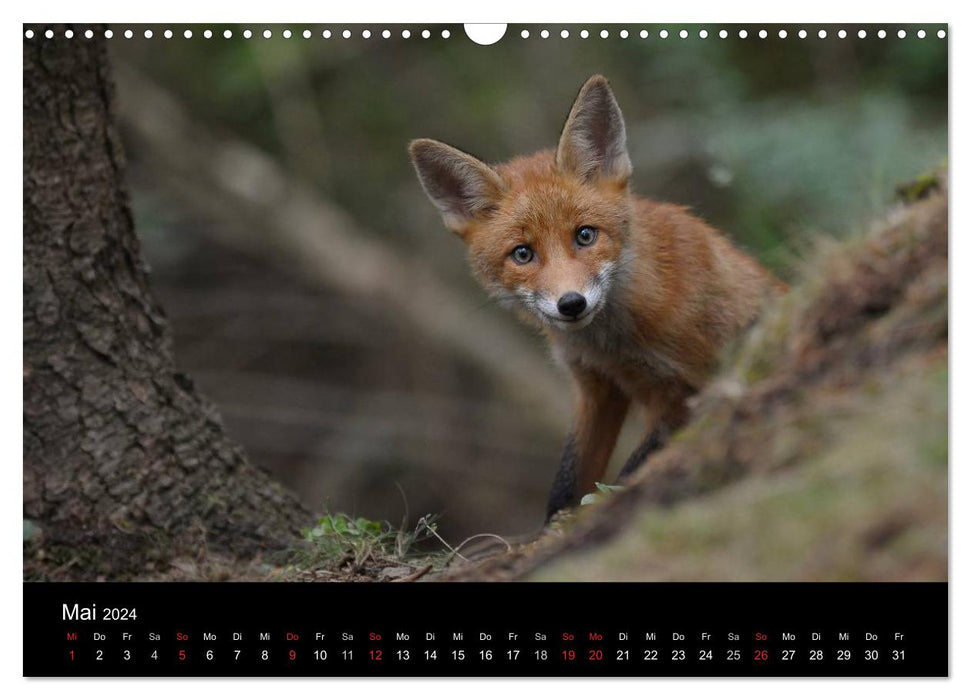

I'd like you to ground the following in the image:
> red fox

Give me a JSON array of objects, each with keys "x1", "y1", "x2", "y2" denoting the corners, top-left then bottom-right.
[{"x1": 409, "y1": 75, "x2": 781, "y2": 520}]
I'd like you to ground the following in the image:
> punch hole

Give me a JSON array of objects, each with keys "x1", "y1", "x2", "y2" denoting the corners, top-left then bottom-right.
[
  {"x1": 639, "y1": 30, "x2": 648, "y2": 39},
  {"x1": 938, "y1": 29, "x2": 946, "y2": 38},
  {"x1": 858, "y1": 30, "x2": 867, "y2": 38},
  {"x1": 243, "y1": 29, "x2": 252, "y2": 39},
  {"x1": 65, "y1": 29, "x2": 74, "y2": 38},
  {"x1": 719, "y1": 29, "x2": 727, "y2": 39},
  {"x1": 401, "y1": 30, "x2": 409, "y2": 39},
  {"x1": 464, "y1": 24, "x2": 507, "y2": 45},
  {"x1": 521, "y1": 30, "x2": 529, "y2": 39},
  {"x1": 620, "y1": 30, "x2": 629, "y2": 38},
  {"x1": 422, "y1": 29, "x2": 431, "y2": 39},
  {"x1": 679, "y1": 29, "x2": 688, "y2": 39},
  {"x1": 699, "y1": 30, "x2": 708, "y2": 39},
  {"x1": 778, "y1": 29, "x2": 787, "y2": 39},
  {"x1": 659, "y1": 29, "x2": 668, "y2": 39},
  {"x1": 580, "y1": 29, "x2": 589, "y2": 39},
  {"x1": 163, "y1": 30, "x2": 172, "y2": 39},
  {"x1": 204, "y1": 29, "x2": 213, "y2": 39},
  {"x1": 561, "y1": 30, "x2": 570, "y2": 39},
  {"x1": 758, "y1": 29, "x2": 767, "y2": 39},
  {"x1": 25, "y1": 29, "x2": 33, "y2": 39},
  {"x1": 541, "y1": 29, "x2": 550, "y2": 39}
]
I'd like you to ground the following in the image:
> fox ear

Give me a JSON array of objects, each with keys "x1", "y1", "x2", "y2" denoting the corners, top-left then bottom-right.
[
  {"x1": 556, "y1": 75, "x2": 632, "y2": 185},
  {"x1": 408, "y1": 138, "x2": 507, "y2": 236}
]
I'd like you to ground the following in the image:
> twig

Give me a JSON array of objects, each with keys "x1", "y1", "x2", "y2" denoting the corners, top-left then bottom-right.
[
  {"x1": 48, "y1": 556, "x2": 80, "y2": 578},
  {"x1": 454, "y1": 533, "x2": 514, "y2": 555},
  {"x1": 392, "y1": 564, "x2": 432, "y2": 583},
  {"x1": 394, "y1": 482, "x2": 412, "y2": 559},
  {"x1": 416, "y1": 515, "x2": 469, "y2": 562}
]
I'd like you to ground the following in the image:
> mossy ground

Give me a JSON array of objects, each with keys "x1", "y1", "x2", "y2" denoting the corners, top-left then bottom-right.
[{"x1": 531, "y1": 359, "x2": 946, "y2": 581}]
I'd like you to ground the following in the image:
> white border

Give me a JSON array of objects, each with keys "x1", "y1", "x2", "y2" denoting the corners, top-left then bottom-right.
[
  {"x1": 6, "y1": 0, "x2": 967, "y2": 22},
  {"x1": 5, "y1": 1, "x2": 965, "y2": 699}
]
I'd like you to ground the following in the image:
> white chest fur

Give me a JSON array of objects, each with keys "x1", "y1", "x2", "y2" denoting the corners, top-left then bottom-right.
[{"x1": 549, "y1": 298, "x2": 685, "y2": 395}]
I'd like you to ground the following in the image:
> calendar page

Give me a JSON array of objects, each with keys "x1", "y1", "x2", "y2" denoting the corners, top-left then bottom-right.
[{"x1": 22, "y1": 20, "x2": 948, "y2": 678}]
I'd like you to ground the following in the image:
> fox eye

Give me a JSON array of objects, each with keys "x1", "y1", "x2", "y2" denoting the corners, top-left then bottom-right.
[
  {"x1": 576, "y1": 226, "x2": 598, "y2": 246},
  {"x1": 511, "y1": 245, "x2": 534, "y2": 265}
]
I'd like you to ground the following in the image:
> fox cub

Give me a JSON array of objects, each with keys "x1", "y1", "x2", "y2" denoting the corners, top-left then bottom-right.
[{"x1": 410, "y1": 75, "x2": 780, "y2": 520}]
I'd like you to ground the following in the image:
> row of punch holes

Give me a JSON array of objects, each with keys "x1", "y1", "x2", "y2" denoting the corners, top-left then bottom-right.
[{"x1": 25, "y1": 27, "x2": 947, "y2": 41}]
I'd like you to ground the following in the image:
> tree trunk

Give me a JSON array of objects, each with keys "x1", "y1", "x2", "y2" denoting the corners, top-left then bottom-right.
[{"x1": 23, "y1": 28, "x2": 309, "y2": 580}]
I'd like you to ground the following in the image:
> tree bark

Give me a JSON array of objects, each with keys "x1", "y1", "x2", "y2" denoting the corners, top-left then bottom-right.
[{"x1": 23, "y1": 28, "x2": 309, "y2": 580}]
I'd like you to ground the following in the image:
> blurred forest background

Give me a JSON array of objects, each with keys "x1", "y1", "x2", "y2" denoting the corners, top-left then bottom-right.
[{"x1": 105, "y1": 25, "x2": 947, "y2": 542}]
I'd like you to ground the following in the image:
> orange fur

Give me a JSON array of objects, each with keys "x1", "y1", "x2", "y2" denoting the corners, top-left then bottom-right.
[{"x1": 409, "y1": 75, "x2": 782, "y2": 518}]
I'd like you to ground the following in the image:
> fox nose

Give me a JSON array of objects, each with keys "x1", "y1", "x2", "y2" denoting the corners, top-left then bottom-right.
[{"x1": 557, "y1": 291, "x2": 587, "y2": 318}]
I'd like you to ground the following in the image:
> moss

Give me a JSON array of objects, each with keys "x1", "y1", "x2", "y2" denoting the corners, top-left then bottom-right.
[{"x1": 895, "y1": 171, "x2": 942, "y2": 203}]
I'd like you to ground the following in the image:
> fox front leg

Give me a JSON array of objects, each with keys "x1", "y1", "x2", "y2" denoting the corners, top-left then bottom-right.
[
  {"x1": 545, "y1": 369, "x2": 629, "y2": 521},
  {"x1": 617, "y1": 394, "x2": 693, "y2": 481},
  {"x1": 617, "y1": 426, "x2": 666, "y2": 480}
]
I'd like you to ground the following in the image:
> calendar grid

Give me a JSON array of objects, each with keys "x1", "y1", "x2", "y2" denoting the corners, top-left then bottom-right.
[{"x1": 24, "y1": 582, "x2": 947, "y2": 677}]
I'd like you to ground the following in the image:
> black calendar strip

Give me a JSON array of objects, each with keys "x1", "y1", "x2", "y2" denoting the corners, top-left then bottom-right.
[{"x1": 23, "y1": 582, "x2": 947, "y2": 677}]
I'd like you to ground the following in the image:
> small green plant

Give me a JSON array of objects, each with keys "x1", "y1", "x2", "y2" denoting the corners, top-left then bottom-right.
[
  {"x1": 291, "y1": 510, "x2": 448, "y2": 579},
  {"x1": 302, "y1": 513, "x2": 385, "y2": 563},
  {"x1": 580, "y1": 482, "x2": 626, "y2": 506}
]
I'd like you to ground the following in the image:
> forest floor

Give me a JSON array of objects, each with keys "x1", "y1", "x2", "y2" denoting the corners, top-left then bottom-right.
[{"x1": 62, "y1": 175, "x2": 945, "y2": 584}]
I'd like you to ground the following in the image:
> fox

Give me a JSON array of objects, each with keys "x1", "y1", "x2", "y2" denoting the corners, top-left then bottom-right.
[{"x1": 409, "y1": 75, "x2": 781, "y2": 521}]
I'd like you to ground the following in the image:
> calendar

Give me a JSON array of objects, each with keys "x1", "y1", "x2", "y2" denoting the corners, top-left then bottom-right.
[
  {"x1": 23, "y1": 20, "x2": 949, "y2": 682},
  {"x1": 24, "y1": 583, "x2": 946, "y2": 676}
]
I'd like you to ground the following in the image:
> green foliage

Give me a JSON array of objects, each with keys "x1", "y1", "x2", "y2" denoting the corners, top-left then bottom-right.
[{"x1": 895, "y1": 167, "x2": 944, "y2": 203}]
